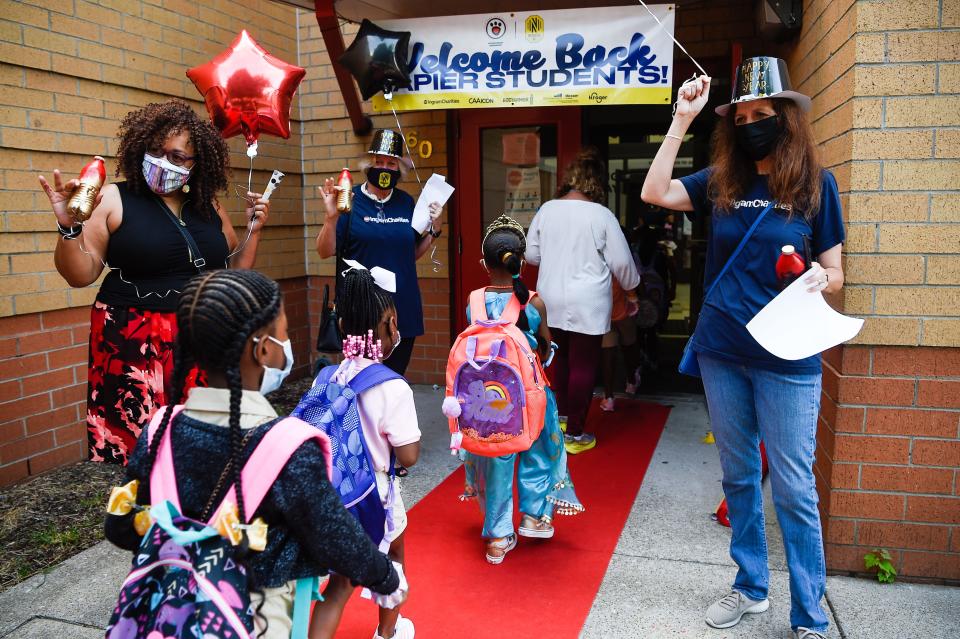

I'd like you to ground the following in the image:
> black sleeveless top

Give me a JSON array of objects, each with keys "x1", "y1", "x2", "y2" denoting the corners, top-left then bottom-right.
[{"x1": 97, "y1": 182, "x2": 230, "y2": 312}]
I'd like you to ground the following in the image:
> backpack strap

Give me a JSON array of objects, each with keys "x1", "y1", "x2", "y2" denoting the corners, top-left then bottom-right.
[
  {"x1": 497, "y1": 292, "x2": 525, "y2": 325},
  {"x1": 468, "y1": 289, "x2": 489, "y2": 323},
  {"x1": 209, "y1": 417, "x2": 333, "y2": 525},
  {"x1": 147, "y1": 405, "x2": 185, "y2": 511},
  {"x1": 315, "y1": 363, "x2": 339, "y2": 385},
  {"x1": 347, "y1": 362, "x2": 403, "y2": 394},
  {"x1": 465, "y1": 336, "x2": 507, "y2": 370}
]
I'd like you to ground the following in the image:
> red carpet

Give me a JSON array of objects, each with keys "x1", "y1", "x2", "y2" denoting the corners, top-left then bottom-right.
[{"x1": 332, "y1": 398, "x2": 670, "y2": 638}]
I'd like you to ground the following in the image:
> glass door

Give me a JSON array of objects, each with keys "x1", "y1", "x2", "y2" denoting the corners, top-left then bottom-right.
[{"x1": 453, "y1": 107, "x2": 581, "y2": 330}]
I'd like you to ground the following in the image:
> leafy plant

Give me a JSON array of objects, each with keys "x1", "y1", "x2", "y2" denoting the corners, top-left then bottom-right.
[{"x1": 864, "y1": 548, "x2": 897, "y2": 583}]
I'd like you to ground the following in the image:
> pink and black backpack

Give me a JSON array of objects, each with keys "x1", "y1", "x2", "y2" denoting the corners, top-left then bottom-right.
[
  {"x1": 105, "y1": 406, "x2": 331, "y2": 639},
  {"x1": 443, "y1": 289, "x2": 547, "y2": 457}
]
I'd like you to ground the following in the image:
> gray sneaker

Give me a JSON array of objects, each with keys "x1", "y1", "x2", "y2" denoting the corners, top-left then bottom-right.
[
  {"x1": 704, "y1": 590, "x2": 770, "y2": 629},
  {"x1": 794, "y1": 629, "x2": 827, "y2": 639}
]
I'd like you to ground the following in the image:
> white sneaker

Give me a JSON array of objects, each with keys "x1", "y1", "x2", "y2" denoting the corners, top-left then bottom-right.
[
  {"x1": 374, "y1": 615, "x2": 415, "y2": 639},
  {"x1": 704, "y1": 590, "x2": 769, "y2": 629},
  {"x1": 794, "y1": 628, "x2": 826, "y2": 639}
]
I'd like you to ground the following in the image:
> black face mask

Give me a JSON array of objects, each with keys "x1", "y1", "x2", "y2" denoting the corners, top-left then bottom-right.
[
  {"x1": 367, "y1": 167, "x2": 401, "y2": 190},
  {"x1": 735, "y1": 116, "x2": 781, "y2": 161}
]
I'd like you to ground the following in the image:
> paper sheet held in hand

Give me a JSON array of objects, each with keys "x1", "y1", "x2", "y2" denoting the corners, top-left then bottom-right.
[
  {"x1": 746, "y1": 268, "x2": 864, "y2": 360},
  {"x1": 412, "y1": 173, "x2": 455, "y2": 233}
]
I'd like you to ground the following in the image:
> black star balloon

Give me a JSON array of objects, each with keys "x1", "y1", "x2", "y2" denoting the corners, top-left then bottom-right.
[{"x1": 338, "y1": 19, "x2": 413, "y2": 100}]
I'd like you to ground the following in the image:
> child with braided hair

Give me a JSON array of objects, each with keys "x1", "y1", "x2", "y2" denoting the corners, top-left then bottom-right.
[
  {"x1": 104, "y1": 269, "x2": 404, "y2": 639},
  {"x1": 458, "y1": 215, "x2": 584, "y2": 565},
  {"x1": 306, "y1": 266, "x2": 421, "y2": 639}
]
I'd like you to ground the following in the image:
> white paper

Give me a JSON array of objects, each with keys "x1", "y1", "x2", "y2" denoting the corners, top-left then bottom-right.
[
  {"x1": 412, "y1": 173, "x2": 455, "y2": 234},
  {"x1": 746, "y1": 268, "x2": 864, "y2": 360}
]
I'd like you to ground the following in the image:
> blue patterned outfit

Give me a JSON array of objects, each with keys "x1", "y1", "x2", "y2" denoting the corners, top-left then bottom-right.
[{"x1": 462, "y1": 291, "x2": 583, "y2": 539}]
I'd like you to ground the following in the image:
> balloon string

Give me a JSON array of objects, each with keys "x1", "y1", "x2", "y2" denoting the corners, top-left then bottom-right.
[
  {"x1": 384, "y1": 93, "x2": 440, "y2": 272},
  {"x1": 248, "y1": 154, "x2": 254, "y2": 193},
  {"x1": 385, "y1": 97, "x2": 423, "y2": 187},
  {"x1": 636, "y1": 0, "x2": 708, "y2": 77}
]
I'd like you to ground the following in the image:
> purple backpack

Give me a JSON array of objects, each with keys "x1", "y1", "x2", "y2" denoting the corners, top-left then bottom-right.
[{"x1": 105, "y1": 406, "x2": 331, "y2": 639}]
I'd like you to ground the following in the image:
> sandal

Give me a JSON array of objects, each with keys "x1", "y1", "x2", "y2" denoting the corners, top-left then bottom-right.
[
  {"x1": 518, "y1": 514, "x2": 554, "y2": 539},
  {"x1": 485, "y1": 534, "x2": 517, "y2": 565}
]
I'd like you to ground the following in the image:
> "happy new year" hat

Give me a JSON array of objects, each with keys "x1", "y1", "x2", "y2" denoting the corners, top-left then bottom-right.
[
  {"x1": 715, "y1": 56, "x2": 811, "y2": 116},
  {"x1": 367, "y1": 129, "x2": 405, "y2": 158}
]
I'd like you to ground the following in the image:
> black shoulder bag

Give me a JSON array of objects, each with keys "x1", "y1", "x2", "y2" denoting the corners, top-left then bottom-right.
[{"x1": 316, "y1": 212, "x2": 352, "y2": 353}]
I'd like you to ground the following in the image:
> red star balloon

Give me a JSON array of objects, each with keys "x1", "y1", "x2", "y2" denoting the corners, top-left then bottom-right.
[{"x1": 187, "y1": 31, "x2": 306, "y2": 146}]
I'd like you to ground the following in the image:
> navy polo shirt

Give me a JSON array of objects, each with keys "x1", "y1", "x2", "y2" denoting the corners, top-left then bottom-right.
[
  {"x1": 336, "y1": 185, "x2": 424, "y2": 337},
  {"x1": 680, "y1": 168, "x2": 845, "y2": 373}
]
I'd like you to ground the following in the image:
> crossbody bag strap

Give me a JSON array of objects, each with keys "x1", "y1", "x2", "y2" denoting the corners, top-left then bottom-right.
[
  {"x1": 153, "y1": 198, "x2": 207, "y2": 271},
  {"x1": 335, "y1": 211, "x2": 354, "y2": 297},
  {"x1": 703, "y1": 202, "x2": 775, "y2": 303}
]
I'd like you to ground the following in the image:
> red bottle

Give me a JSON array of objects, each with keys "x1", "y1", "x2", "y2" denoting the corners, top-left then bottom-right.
[{"x1": 775, "y1": 244, "x2": 806, "y2": 290}]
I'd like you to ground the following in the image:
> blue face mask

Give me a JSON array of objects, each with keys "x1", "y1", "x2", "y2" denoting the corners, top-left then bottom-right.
[{"x1": 257, "y1": 336, "x2": 293, "y2": 395}]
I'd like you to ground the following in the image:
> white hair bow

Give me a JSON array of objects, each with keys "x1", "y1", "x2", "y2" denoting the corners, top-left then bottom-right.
[{"x1": 342, "y1": 259, "x2": 397, "y2": 293}]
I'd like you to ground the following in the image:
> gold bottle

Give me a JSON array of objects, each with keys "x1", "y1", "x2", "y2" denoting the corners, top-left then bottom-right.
[
  {"x1": 335, "y1": 167, "x2": 353, "y2": 213},
  {"x1": 67, "y1": 156, "x2": 106, "y2": 223}
]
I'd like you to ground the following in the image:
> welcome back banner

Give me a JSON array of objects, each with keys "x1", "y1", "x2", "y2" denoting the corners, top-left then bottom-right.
[{"x1": 371, "y1": 4, "x2": 676, "y2": 111}]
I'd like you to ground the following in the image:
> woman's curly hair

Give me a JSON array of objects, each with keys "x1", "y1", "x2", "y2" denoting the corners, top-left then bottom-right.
[
  {"x1": 556, "y1": 146, "x2": 608, "y2": 204},
  {"x1": 115, "y1": 100, "x2": 230, "y2": 215}
]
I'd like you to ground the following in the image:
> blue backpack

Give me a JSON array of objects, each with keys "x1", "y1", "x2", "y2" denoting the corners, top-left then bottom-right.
[{"x1": 292, "y1": 363, "x2": 402, "y2": 547}]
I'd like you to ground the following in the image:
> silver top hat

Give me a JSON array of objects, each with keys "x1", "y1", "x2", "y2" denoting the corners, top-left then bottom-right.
[
  {"x1": 367, "y1": 129, "x2": 404, "y2": 159},
  {"x1": 715, "y1": 56, "x2": 811, "y2": 116}
]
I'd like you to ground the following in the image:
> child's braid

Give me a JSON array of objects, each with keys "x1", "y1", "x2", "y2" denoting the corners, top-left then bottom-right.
[
  {"x1": 339, "y1": 268, "x2": 396, "y2": 337},
  {"x1": 154, "y1": 270, "x2": 282, "y2": 532}
]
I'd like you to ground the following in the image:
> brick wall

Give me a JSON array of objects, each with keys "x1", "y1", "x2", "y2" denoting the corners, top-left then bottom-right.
[
  {"x1": 788, "y1": 0, "x2": 960, "y2": 581},
  {"x1": 820, "y1": 345, "x2": 960, "y2": 581},
  {"x1": 0, "y1": 307, "x2": 90, "y2": 485}
]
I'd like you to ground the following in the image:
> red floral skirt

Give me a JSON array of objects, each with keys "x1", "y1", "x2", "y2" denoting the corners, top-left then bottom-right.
[{"x1": 86, "y1": 301, "x2": 200, "y2": 464}]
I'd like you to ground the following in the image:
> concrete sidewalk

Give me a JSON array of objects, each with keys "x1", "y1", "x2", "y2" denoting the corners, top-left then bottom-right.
[{"x1": 0, "y1": 387, "x2": 955, "y2": 638}]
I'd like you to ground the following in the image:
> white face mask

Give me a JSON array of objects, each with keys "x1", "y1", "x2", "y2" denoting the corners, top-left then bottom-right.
[
  {"x1": 142, "y1": 153, "x2": 192, "y2": 195},
  {"x1": 385, "y1": 331, "x2": 401, "y2": 360},
  {"x1": 257, "y1": 335, "x2": 294, "y2": 395}
]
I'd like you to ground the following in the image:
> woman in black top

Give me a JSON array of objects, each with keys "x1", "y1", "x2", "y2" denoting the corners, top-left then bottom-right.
[{"x1": 38, "y1": 100, "x2": 270, "y2": 464}]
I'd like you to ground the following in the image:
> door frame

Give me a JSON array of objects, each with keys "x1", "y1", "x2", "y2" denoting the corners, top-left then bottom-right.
[{"x1": 451, "y1": 106, "x2": 582, "y2": 329}]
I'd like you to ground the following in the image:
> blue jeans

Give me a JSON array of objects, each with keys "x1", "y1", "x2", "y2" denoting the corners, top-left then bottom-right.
[{"x1": 699, "y1": 354, "x2": 828, "y2": 633}]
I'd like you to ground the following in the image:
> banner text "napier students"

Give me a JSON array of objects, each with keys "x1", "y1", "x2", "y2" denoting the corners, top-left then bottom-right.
[
  {"x1": 408, "y1": 33, "x2": 668, "y2": 92},
  {"x1": 372, "y1": 5, "x2": 676, "y2": 111}
]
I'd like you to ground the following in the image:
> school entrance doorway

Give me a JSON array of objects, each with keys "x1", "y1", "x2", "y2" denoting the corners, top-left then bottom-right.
[{"x1": 451, "y1": 105, "x2": 708, "y2": 393}]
